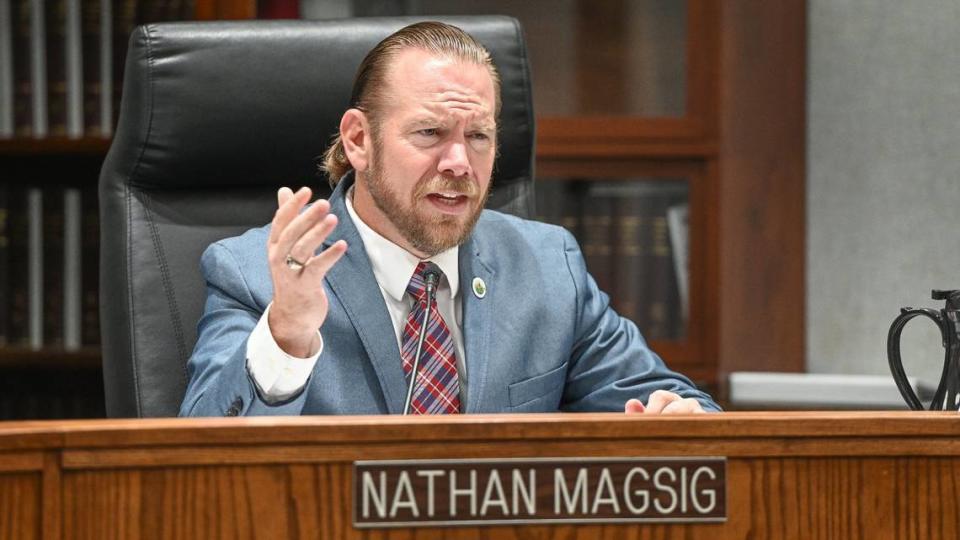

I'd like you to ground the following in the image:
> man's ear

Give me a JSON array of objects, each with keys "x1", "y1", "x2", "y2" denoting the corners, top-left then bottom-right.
[{"x1": 340, "y1": 109, "x2": 371, "y2": 173}]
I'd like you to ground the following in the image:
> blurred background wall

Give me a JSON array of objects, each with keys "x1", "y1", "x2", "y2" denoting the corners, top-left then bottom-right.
[{"x1": 807, "y1": 0, "x2": 960, "y2": 382}]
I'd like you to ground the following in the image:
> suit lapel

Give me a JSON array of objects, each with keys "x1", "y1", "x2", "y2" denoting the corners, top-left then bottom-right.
[
  {"x1": 321, "y1": 176, "x2": 407, "y2": 414},
  {"x1": 459, "y1": 229, "x2": 496, "y2": 413}
]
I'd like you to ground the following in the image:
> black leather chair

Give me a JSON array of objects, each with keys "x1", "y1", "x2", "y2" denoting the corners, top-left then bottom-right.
[{"x1": 99, "y1": 17, "x2": 536, "y2": 418}]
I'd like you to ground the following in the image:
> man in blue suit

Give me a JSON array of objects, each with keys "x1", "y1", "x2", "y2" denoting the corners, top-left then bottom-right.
[{"x1": 180, "y1": 22, "x2": 719, "y2": 417}]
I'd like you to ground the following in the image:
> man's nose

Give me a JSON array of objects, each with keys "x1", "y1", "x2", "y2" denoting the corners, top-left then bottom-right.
[{"x1": 437, "y1": 140, "x2": 471, "y2": 178}]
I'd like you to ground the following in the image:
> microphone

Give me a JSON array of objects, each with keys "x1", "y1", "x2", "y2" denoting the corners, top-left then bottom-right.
[{"x1": 403, "y1": 262, "x2": 443, "y2": 415}]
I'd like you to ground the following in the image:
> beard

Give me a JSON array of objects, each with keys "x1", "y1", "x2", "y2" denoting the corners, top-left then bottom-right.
[{"x1": 365, "y1": 147, "x2": 489, "y2": 256}]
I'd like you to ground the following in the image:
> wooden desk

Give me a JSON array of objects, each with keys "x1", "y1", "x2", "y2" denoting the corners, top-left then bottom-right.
[{"x1": 1, "y1": 412, "x2": 958, "y2": 539}]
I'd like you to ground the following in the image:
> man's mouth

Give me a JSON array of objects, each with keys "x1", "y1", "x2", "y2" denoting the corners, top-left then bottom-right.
[{"x1": 425, "y1": 191, "x2": 470, "y2": 213}]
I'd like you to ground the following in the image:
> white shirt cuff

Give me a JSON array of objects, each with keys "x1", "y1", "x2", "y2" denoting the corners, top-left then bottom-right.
[{"x1": 246, "y1": 302, "x2": 322, "y2": 402}]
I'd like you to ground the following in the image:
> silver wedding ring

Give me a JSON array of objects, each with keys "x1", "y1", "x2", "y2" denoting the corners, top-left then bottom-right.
[{"x1": 284, "y1": 254, "x2": 307, "y2": 272}]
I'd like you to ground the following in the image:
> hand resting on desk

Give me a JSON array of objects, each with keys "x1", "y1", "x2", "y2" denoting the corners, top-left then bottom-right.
[{"x1": 625, "y1": 390, "x2": 706, "y2": 414}]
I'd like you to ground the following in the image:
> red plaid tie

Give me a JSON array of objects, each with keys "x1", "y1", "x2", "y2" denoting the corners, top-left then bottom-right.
[{"x1": 401, "y1": 262, "x2": 461, "y2": 414}]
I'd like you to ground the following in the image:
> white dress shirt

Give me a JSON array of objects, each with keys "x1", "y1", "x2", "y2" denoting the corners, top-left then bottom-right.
[{"x1": 246, "y1": 191, "x2": 468, "y2": 404}]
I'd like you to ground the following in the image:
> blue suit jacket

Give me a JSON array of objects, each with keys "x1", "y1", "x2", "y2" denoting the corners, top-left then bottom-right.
[{"x1": 180, "y1": 176, "x2": 719, "y2": 416}]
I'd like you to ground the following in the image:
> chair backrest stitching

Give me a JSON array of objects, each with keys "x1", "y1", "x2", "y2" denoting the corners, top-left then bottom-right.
[
  {"x1": 140, "y1": 195, "x2": 189, "y2": 387},
  {"x1": 123, "y1": 184, "x2": 143, "y2": 417}
]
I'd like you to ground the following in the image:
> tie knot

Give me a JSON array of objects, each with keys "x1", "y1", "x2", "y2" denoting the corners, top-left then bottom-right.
[{"x1": 406, "y1": 262, "x2": 439, "y2": 302}]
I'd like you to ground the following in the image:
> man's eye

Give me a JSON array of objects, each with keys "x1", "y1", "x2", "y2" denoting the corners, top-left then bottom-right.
[
  {"x1": 417, "y1": 128, "x2": 439, "y2": 137},
  {"x1": 469, "y1": 132, "x2": 490, "y2": 141}
]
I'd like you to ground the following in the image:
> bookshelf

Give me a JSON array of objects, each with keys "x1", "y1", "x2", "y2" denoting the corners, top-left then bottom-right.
[
  {"x1": 0, "y1": 0, "x2": 805, "y2": 417},
  {"x1": 0, "y1": 1, "x2": 255, "y2": 419}
]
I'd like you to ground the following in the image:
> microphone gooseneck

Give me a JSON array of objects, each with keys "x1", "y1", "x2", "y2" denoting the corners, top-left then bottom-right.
[{"x1": 403, "y1": 263, "x2": 443, "y2": 415}]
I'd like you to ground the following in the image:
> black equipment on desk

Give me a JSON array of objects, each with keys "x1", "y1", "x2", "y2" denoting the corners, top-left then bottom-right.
[{"x1": 888, "y1": 289, "x2": 960, "y2": 411}]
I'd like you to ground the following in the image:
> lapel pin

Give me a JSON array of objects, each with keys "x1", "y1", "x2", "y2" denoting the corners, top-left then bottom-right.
[{"x1": 472, "y1": 277, "x2": 487, "y2": 299}]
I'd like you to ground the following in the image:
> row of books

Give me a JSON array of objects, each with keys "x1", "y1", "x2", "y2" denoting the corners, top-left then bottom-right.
[
  {"x1": 0, "y1": 184, "x2": 100, "y2": 349},
  {"x1": 0, "y1": 0, "x2": 194, "y2": 139},
  {"x1": 535, "y1": 180, "x2": 689, "y2": 341}
]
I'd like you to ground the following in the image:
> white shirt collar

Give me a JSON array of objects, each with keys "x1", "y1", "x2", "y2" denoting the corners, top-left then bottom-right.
[{"x1": 345, "y1": 187, "x2": 460, "y2": 303}]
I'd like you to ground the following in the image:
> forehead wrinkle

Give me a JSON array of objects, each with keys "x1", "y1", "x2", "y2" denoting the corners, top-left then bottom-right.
[
  {"x1": 427, "y1": 88, "x2": 484, "y2": 104},
  {"x1": 420, "y1": 99, "x2": 492, "y2": 122},
  {"x1": 420, "y1": 95, "x2": 490, "y2": 117}
]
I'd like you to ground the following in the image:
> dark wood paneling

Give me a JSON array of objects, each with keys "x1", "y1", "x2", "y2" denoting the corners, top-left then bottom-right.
[
  {"x1": 0, "y1": 350, "x2": 101, "y2": 369},
  {"x1": 194, "y1": 0, "x2": 257, "y2": 20},
  {"x1": 717, "y1": 0, "x2": 807, "y2": 380},
  {"x1": 575, "y1": 0, "x2": 629, "y2": 114},
  {"x1": 0, "y1": 138, "x2": 110, "y2": 155}
]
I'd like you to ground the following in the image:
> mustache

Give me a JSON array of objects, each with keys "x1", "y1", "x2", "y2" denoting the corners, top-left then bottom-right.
[{"x1": 416, "y1": 176, "x2": 479, "y2": 198}]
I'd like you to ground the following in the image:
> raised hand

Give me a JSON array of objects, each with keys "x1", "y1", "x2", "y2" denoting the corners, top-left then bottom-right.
[{"x1": 266, "y1": 187, "x2": 347, "y2": 357}]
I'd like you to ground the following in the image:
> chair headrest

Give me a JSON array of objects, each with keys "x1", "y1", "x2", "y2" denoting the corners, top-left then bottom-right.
[{"x1": 105, "y1": 17, "x2": 535, "y2": 193}]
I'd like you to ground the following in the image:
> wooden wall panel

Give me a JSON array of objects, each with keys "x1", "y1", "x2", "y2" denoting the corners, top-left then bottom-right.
[
  {"x1": 194, "y1": 0, "x2": 256, "y2": 20},
  {"x1": 717, "y1": 0, "x2": 807, "y2": 380},
  {"x1": 0, "y1": 473, "x2": 40, "y2": 540}
]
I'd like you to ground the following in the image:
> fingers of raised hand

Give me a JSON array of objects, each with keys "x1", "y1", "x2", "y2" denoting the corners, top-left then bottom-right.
[
  {"x1": 271, "y1": 199, "x2": 336, "y2": 255},
  {"x1": 285, "y1": 213, "x2": 339, "y2": 266},
  {"x1": 270, "y1": 186, "x2": 313, "y2": 244},
  {"x1": 302, "y1": 239, "x2": 348, "y2": 278},
  {"x1": 277, "y1": 186, "x2": 295, "y2": 207}
]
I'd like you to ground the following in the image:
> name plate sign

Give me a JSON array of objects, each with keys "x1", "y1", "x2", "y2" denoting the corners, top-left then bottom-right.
[{"x1": 353, "y1": 457, "x2": 726, "y2": 528}]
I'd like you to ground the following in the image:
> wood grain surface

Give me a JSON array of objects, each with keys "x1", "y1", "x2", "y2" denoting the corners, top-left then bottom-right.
[
  {"x1": 1, "y1": 413, "x2": 959, "y2": 539},
  {"x1": 0, "y1": 473, "x2": 39, "y2": 540},
  {"x1": 716, "y1": 0, "x2": 807, "y2": 381},
  {"x1": 53, "y1": 458, "x2": 960, "y2": 540}
]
